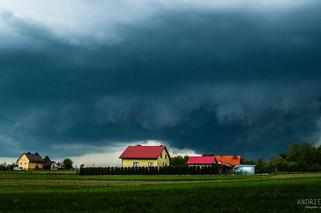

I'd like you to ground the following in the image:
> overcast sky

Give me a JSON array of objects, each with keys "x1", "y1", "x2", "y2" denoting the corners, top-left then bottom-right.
[{"x1": 1, "y1": 0, "x2": 321, "y2": 165}]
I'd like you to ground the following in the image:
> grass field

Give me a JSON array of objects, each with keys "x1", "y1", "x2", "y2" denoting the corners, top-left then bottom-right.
[{"x1": 0, "y1": 172, "x2": 320, "y2": 212}]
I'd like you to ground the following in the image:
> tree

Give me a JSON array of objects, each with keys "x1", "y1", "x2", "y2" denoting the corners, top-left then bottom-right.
[
  {"x1": 270, "y1": 155, "x2": 289, "y2": 172},
  {"x1": 170, "y1": 156, "x2": 189, "y2": 167},
  {"x1": 62, "y1": 158, "x2": 73, "y2": 170},
  {"x1": 240, "y1": 158, "x2": 255, "y2": 165},
  {"x1": 0, "y1": 162, "x2": 15, "y2": 171},
  {"x1": 286, "y1": 144, "x2": 301, "y2": 162},
  {"x1": 254, "y1": 159, "x2": 270, "y2": 173},
  {"x1": 278, "y1": 142, "x2": 320, "y2": 171},
  {"x1": 317, "y1": 145, "x2": 321, "y2": 165}
]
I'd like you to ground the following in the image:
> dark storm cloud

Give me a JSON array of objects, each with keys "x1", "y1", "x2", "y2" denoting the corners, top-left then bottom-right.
[{"x1": 1, "y1": 2, "x2": 321, "y2": 158}]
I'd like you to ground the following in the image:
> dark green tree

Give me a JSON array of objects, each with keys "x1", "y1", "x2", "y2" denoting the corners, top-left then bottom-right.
[
  {"x1": 62, "y1": 158, "x2": 73, "y2": 170},
  {"x1": 254, "y1": 159, "x2": 270, "y2": 173},
  {"x1": 317, "y1": 145, "x2": 321, "y2": 165},
  {"x1": 270, "y1": 142, "x2": 321, "y2": 172},
  {"x1": 170, "y1": 156, "x2": 189, "y2": 167},
  {"x1": 240, "y1": 158, "x2": 255, "y2": 165},
  {"x1": 270, "y1": 155, "x2": 289, "y2": 172},
  {"x1": 286, "y1": 144, "x2": 301, "y2": 162}
]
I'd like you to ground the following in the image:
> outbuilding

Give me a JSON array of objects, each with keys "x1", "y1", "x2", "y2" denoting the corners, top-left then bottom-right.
[{"x1": 234, "y1": 165, "x2": 256, "y2": 175}]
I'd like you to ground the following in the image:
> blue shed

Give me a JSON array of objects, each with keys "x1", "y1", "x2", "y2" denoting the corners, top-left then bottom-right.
[{"x1": 234, "y1": 165, "x2": 256, "y2": 175}]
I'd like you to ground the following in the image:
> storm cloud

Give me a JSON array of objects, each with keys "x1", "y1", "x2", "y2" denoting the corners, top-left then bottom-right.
[{"x1": 0, "y1": 0, "x2": 321, "y2": 160}]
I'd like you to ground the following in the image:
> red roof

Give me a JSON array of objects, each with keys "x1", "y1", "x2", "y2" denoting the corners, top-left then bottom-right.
[
  {"x1": 119, "y1": 145, "x2": 169, "y2": 159},
  {"x1": 214, "y1": 155, "x2": 241, "y2": 166},
  {"x1": 187, "y1": 155, "x2": 241, "y2": 166},
  {"x1": 187, "y1": 156, "x2": 215, "y2": 165}
]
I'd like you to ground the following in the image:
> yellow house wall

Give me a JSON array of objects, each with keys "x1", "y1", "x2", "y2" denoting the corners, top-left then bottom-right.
[
  {"x1": 28, "y1": 162, "x2": 43, "y2": 169},
  {"x1": 17, "y1": 154, "x2": 43, "y2": 170},
  {"x1": 122, "y1": 159, "x2": 158, "y2": 167},
  {"x1": 17, "y1": 154, "x2": 30, "y2": 170},
  {"x1": 157, "y1": 149, "x2": 170, "y2": 167},
  {"x1": 121, "y1": 149, "x2": 170, "y2": 167}
]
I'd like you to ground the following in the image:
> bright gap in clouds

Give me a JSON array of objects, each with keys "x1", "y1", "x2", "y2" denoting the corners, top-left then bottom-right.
[{"x1": 0, "y1": 0, "x2": 310, "y2": 48}]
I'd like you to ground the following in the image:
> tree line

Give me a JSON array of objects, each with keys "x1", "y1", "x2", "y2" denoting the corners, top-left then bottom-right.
[
  {"x1": 0, "y1": 162, "x2": 16, "y2": 171},
  {"x1": 243, "y1": 142, "x2": 321, "y2": 173}
]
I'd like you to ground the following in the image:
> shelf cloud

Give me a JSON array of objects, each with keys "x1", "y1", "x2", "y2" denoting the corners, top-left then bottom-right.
[{"x1": 0, "y1": 0, "x2": 321, "y2": 161}]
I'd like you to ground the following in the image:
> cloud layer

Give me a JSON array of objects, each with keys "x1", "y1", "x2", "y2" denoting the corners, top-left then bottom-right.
[{"x1": 0, "y1": 0, "x2": 321, "y2": 160}]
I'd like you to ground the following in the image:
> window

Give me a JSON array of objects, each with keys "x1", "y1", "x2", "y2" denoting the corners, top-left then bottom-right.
[
  {"x1": 148, "y1": 162, "x2": 153, "y2": 167},
  {"x1": 133, "y1": 162, "x2": 140, "y2": 167},
  {"x1": 165, "y1": 154, "x2": 167, "y2": 159},
  {"x1": 163, "y1": 162, "x2": 165, "y2": 166}
]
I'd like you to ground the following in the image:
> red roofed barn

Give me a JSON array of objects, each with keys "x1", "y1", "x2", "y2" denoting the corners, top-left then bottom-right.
[{"x1": 120, "y1": 145, "x2": 171, "y2": 167}]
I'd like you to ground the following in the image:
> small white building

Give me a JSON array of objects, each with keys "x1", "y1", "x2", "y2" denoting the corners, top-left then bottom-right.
[{"x1": 234, "y1": 165, "x2": 256, "y2": 175}]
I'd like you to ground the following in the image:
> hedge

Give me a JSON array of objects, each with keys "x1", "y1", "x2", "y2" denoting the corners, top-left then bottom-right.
[{"x1": 79, "y1": 166, "x2": 230, "y2": 175}]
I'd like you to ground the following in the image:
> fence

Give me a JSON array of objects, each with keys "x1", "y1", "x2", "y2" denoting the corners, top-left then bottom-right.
[{"x1": 79, "y1": 166, "x2": 230, "y2": 175}]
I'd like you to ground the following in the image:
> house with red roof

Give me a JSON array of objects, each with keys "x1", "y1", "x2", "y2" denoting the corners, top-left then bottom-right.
[
  {"x1": 187, "y1": 155, "x2": 241, "y2": 168},
  {"x1": 119, "y1": 145, "x2": 171, "y2": 167},
  {"x1": 186, "y1": 156, "x2": 216, "y2": 166},
  {"x1": 215, "y1": 155, "x2": 241, "y2": 167}
]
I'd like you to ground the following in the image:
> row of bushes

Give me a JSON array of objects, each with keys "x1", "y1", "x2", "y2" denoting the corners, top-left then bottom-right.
[
  {"x1": 0, "y1": 163, "x2": 15, "y2": 171},
  {"x1": 79, "y1": 166, "x2": 229, "y2": 176}
]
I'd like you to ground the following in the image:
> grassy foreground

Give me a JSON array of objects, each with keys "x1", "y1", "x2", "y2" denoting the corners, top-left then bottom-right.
[{"x1": 0, "y1": 172, "x2": 320, "y2": 212}]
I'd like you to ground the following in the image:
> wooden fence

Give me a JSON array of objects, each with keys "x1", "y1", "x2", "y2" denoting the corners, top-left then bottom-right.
[{"x1": 79, "y1": 165, "x2": 230, "y2": 175}]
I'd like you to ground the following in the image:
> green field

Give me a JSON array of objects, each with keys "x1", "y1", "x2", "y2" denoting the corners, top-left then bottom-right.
[{"x1": 0, "y1": 172, "x2": 320, "y2": 212}]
